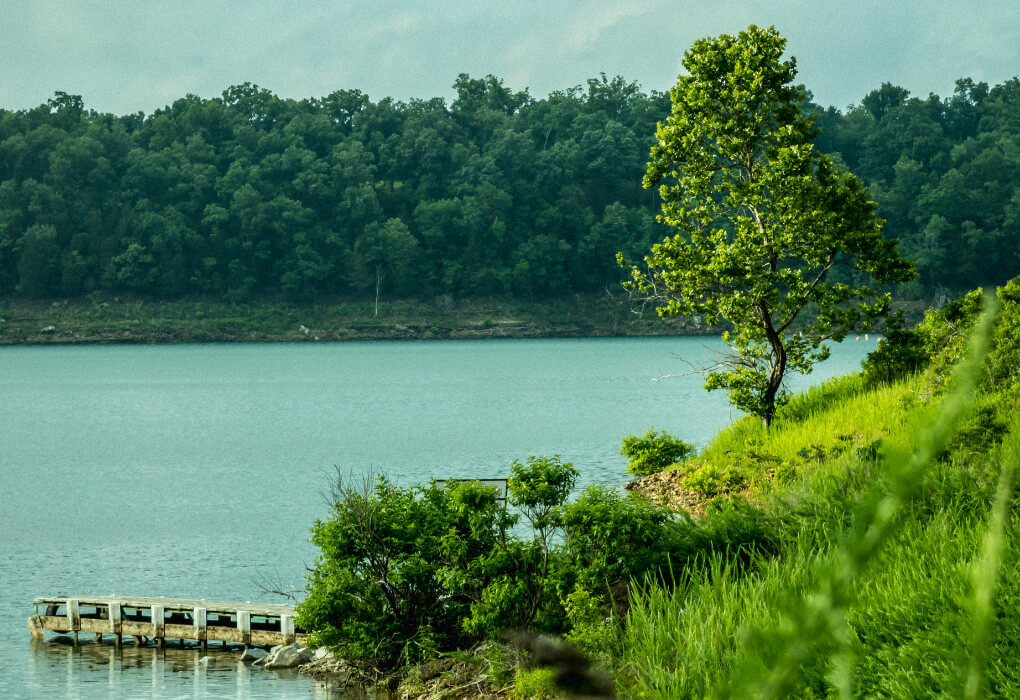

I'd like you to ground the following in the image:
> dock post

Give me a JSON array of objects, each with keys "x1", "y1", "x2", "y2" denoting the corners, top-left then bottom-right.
[
  {"x1": 28, "y1": 614, "x2": 45, "y2": 640},
  {"x1": 194, "y1": 607, "x2": 207, "y2": 650},
  {"x1": 151, "y1": 605, "x2": 164, "y2": 648},
  {"x1": 109, "y1": 602, "x2": 121, "y2": 647},
  {"x1": 281, "y1": 614, "x2": 295, "y2": 645},
  {"x1": 68, "y1": 598, "x2": 80, "y2": 644},
  {"x1": 237, "y1": 610, "x2": 251, "y2": 648}
]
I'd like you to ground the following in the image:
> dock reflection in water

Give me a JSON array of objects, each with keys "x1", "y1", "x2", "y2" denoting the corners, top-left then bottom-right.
[{"x1": 28, "y1": 638, "x2": 359, "y2": 698}]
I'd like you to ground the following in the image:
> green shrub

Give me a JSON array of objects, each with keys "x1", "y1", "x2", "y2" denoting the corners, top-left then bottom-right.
[
  {"x1": 773, "y1": 460, "x2": 799, "y2": 484},
  {"x1": 944, "y1": 398, "x2": 1009, "y2": 461},
  {"x1": 510, "y1": 667, "x2": 558, "y2": 699},
  {"x1": 560, "y1": 486, "x2": 672, "y2": 588},
  {"x1": 299, "y1": 459, "x2": 780, "y2": 673},
  {"x1": 861, "y1": 327, "x2": 928, "y2": 385},
  {"x1": 860, "y1": 281, "x2": 1020, "y2": 398},
  {"x1": 915, "y1": 288, "x2": 984, "y2": 390},
  {"x1": 508, "y1": 455, "x2": 577, "y2": 532},
  {"x1": 988, "y1": 277, "x2": 1020, "y2": 387},
  {"x1": 300, "y1": 458, "x2": 581, "y2": 667},
  {"x1": 298, "y1": 475, "x2": 515, "y2": 667},
  {"x1": 682, "y1": 462, "x2": 746, "y2": 496},
  {"x1": 620, "y1": 428, "x2": 695, "y2": 476},
  {"x1": 563, "y1": 587, "x2": 618, "y2": 664}
]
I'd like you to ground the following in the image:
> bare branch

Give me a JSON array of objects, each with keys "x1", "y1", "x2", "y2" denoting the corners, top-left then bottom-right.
[{"x1": 251, "y1": 569, "x2": 302, "y2": 602}]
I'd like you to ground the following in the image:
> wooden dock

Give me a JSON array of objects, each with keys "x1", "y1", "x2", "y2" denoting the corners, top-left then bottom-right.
[{"x1": 30, "y1": 596, "x2": 306, "y2": 648}]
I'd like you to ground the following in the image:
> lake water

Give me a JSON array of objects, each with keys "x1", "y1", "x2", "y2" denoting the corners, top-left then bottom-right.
[{"x1": 0, "y1": 337, "x2": 873, "y2": 697}]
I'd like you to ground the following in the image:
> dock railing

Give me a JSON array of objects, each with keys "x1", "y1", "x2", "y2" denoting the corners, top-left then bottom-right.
[{"x1": 30, "y1": 596, "x2": 305, "y2": 648}]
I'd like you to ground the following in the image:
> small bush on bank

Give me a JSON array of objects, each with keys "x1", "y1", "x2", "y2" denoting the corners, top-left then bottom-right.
[
  {"x1": 861, "y1": 326, "x2": 928, "y2": 385},
  {"x1": 297, "y1": 475, "x2": 515, "y2": 667},
  {"x1": 563, "y1": 588, "x2": 618, "y2": 665},
  {"x1": 682, "y1": 461, "x2": 747, "y2": 496},
  {"x1": 510, "y1": 667, "x2": 558, "y2": 699},
  {"x1": 620, "y1": 428, "x2": 695, "y2": 475},
  {"x1": 886, "y1": 278, "x2": 1020, "y2": 394},
  {"x1": 944, "y1": 396, "x2": 1009, "y2": 462},
  {"x1": 560, "y1": 485, "x2": 673, "y2": 589}
]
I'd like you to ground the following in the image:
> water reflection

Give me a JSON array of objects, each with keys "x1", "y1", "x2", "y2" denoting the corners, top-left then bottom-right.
[{"x1": 29, "y1": 638, "x2": 363, "y2": 698}]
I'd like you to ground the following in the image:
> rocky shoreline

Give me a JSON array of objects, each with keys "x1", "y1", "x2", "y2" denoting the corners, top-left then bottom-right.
[
  {"x1": 0, "y1": 319, "x2": 719, "y2": 345},
  {"x1": 245, "y1": 642, "x2": 506, "y2": 698},
  {"x1": 624, "y1": 469, "x2": 718, "y2": 515},
  {"x1": 0, "y1": 295, "x2": 726, "y2": 345}
]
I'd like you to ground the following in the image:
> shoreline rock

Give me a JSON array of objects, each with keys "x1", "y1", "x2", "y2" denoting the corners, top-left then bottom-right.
[
  {"x1": 625, "y1": 469, "x2": 714, "y2": 514},
  {"x1": 240, "y1": 647, "x2": 268, "y2": 664}
]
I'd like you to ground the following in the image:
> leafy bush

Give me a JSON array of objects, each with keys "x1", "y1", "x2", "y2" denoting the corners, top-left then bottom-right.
[
  {"x1": 510, "y1": 667, "x2": 558, "y2": 699},
  {"x1": 561, "y1": 486, "x2": 672, "y2": 589},
  {"x1": 563, "y1": 587, "x2": 618, "y2": 664},
  {"x1": 462, "y1": 455, "x2": 579, "y2": 639},
  {"x1": 682, "y1": 462, "x2": 746, "y2": 496},
  {"x1": 943, "y1": 397, "x2": 1009, "y2": 461},
  {"x1": 298, "y1": 475, "x2": 515, "y2": 667},
  {"x1": 861, "y1": 326, "x2": 928, "y2": 385},
  {"x1": 988, "y1": 277, "x2": 1020, "y2": 387},
  {"x1": 508, "y1": 455, "x2": 577, "y2": 532},
  {"x1": 888, "y1": 279, "x2": 1020, "y2": 395},
  {"x1": 299, "y1": 458, "x2": 581, "y2": 667},
  {"x1": 620, "y1": 428, "x2": 695, "y2": 476},
  {"x1": 918, "y1": 288, "x2": 985, "y2": 388}
]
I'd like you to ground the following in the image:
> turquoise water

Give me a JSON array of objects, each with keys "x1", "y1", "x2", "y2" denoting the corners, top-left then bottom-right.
[{"x1": 0, "y1": 337, "x2": 873, "y2": 697}]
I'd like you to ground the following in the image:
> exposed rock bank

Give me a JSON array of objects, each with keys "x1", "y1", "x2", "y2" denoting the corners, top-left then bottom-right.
[{"x1": 624, "y1": 469, "x2": 715, "y2": 515}]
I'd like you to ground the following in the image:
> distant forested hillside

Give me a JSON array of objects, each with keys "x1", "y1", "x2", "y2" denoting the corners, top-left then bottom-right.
[
  {"x1": 1, "y1": 74, "x2": 1018, "y2": 302},
  {"x1": 812, "y1": 78, "x2": 1020, "y2": 295}
]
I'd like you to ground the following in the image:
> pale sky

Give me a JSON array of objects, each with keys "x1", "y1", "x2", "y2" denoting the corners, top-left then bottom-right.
[{"x1": 2, "y1": 0, "x2": 1018, "y2": 116}]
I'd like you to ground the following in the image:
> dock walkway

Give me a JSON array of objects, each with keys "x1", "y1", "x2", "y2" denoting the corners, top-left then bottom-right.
[{"x1": 30, "y1": 595, "x2": 306, "y2": 648}]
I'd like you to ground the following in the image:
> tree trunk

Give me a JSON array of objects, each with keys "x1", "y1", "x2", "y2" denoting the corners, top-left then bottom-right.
[
  {"x1": 760, "y1": 302, "x2": 787, "y2": 429},
  {"x1": 374, "y1": 266, "x2": 384, "y2": 318}
]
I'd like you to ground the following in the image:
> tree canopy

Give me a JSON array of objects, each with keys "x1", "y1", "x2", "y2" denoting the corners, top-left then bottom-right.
[
  {"x1": 0, "y1": 77, "x2": 668, "y2": 302},
  {"x1": 0, "y1": 66, "x2": 1019, "y2": 305},
  {"x1": 625, "y1": 25, "x2": 915, "y2": 426}
]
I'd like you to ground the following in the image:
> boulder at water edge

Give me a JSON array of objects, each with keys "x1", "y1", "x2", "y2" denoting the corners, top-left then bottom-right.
[
  {"x1": 264, "y1": 644, "x2": 304, "y2": 669},
  {"x1": 241, "y1": 647, "x2": 269, "y2": 664}
]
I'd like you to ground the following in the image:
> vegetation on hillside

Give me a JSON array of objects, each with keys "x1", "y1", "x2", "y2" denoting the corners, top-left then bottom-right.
[
  {"x1": 616, "y1": 278, "x2": 1019, "y2": 698},
  {"x1": 1, "y1": 67, "x2": 1019, "y2": 307}
]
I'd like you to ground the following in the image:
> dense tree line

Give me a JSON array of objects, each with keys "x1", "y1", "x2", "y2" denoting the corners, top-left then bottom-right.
[
  {"x1": 0, "y1": 73, "x2": 1018, "y2": 302},
  {"x1": 0, "y1": 76, "x2": 669, "y2": 302},
  {"x1": 812, "y1": 78, "x2": 1020, "y2": 294}
]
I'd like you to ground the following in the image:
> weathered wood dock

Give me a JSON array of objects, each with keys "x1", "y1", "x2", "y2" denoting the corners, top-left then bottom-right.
[{"x1": 30, "y1": 596, "x2": 306, "y2": 648}]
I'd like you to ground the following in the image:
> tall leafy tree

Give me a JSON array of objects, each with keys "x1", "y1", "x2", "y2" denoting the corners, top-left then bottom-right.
[
  {"x1": 623, "y1": 25, "x2": 915, "y2": 427},
  {"x1": 355, "y1": 217, "x2": 422, "y2": 315}
]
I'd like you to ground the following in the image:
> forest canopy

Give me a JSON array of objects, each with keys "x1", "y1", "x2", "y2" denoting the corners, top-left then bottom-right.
[{"x1": 1, "y1": 73, "x2": 1018, "y2": 303}]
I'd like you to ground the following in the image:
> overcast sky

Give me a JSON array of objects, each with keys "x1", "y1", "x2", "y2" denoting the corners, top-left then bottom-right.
[{"x1": 2, "y1": 0, "x2": 1018, "y2": 116}]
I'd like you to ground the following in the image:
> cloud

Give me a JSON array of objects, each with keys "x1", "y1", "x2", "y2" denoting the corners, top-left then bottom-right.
[
  {"x1": 362, "y1": 10, "x2": 426, "y2": 41},
  {"x1": 560, "y1": 0, "x2": 665, "y2": 53},
  {"x1": 1, "y1": 1, "x2": 1019, "y2": 115}
]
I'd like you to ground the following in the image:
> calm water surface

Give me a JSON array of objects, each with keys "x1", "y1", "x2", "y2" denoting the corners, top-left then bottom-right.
[{"x1": 0, "y1": 337, "x2": 873, "y2": 697}]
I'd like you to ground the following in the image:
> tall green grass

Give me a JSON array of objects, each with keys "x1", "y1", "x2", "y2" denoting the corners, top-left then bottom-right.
[
  {"x1": 617, "y1": 298, "x2": 1020, "y2": 698},
  {"x1": 691, "y1": 371, "x2": 925, "y2": 497}
]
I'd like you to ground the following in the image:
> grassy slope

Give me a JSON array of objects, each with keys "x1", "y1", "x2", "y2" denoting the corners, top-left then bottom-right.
[{"x1": 617, "y1": 360, "x2": 1020, "y2": 696}]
